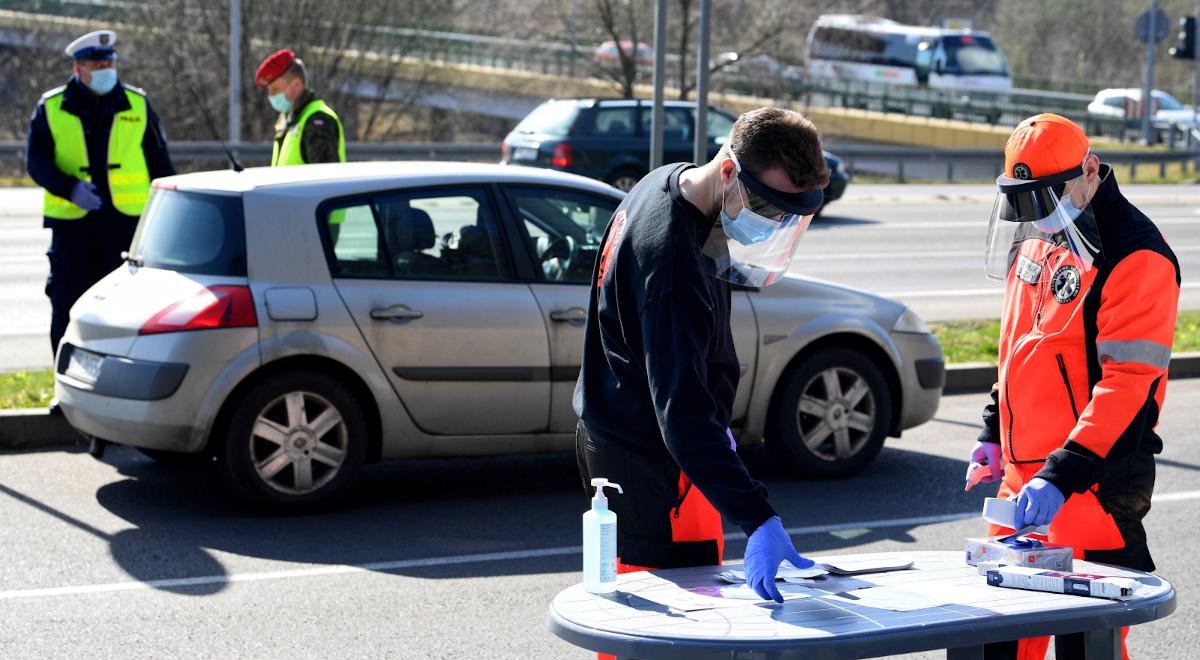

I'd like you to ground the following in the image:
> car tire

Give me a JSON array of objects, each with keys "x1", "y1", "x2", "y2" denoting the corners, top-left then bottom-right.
[
  {"x1": 220, "y1": 371, "x2": 367, "y2": 513},
  {"x1": 605, "y1": 167, "x2": 645, "y2": 192},
  {"x1": 767, "y1": 348, "x2": 891, "y2": 478}
]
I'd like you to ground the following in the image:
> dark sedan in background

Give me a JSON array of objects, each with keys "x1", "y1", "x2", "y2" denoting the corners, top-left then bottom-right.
[{"x1": 501, "y1": 98, "x2": 850, "y2": 215}]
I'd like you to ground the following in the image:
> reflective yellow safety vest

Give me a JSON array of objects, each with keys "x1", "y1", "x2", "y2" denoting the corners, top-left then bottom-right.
[
  {"x1": 270, "y1": 98, "x2": 346, "y2": 166},
  {"x1": 42, "y1": 87, "x2": 150, "y2": 220}
]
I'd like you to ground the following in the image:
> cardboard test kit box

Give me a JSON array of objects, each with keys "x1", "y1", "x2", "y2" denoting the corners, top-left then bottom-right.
[{"x1": 965, "y1": 536, "x2": 1074, "y2": 571}]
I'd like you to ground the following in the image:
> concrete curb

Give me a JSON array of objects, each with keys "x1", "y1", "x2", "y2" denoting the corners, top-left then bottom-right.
[
  {"x1": 0, "y1": 409, "x2": 83, "y2": 451},
  {"x1": 3, "y1": 354, "x2": 1198, "y2": 452},
  {"x1": 943, "y1": 352, "x2": 1200, "y2": 393}
]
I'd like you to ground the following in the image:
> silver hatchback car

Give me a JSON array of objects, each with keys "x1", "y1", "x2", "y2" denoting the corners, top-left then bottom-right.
[{"x1": 56, "y1": 162, "x2": 943, "y2": 511}]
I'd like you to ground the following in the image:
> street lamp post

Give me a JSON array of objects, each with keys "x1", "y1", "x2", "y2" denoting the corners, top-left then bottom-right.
[{"x1": 229, "y1": 0, "x2": 241, "y2": 145}]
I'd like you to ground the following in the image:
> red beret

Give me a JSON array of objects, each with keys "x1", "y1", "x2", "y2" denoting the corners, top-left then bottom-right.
[{"x1": 255, "y1": 49, "x2": 295, "y2": 88}]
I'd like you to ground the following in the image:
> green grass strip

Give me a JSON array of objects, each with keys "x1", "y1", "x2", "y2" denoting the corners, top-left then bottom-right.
[
  {"x1": 932, "y1": 310, "x2": 1200, "y2": 365},
  {"x1": 0, "y1": 369, "x2": 54, "y2": 409}
]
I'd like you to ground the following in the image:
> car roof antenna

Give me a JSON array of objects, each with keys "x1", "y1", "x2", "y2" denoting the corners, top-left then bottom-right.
[{"x1": 186, "y1": 85, "x2": 244, "y2": 173}]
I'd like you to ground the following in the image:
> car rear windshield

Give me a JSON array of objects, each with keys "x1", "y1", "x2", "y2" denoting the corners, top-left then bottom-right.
[
  {"x1": 512, "y1": 102, "x2": 579, "y2": 136},
  {"x1": 130, "y1": 188, "x2": 247, "y2": 276}
]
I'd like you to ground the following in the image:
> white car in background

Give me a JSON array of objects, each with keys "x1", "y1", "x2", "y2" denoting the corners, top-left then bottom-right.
[
  {"x1": 1088, "y1": 88, "x2": 1199, "y2": 128},
  {"x1": 56, "y1": 163, "x2": 943, "y2": 512}
]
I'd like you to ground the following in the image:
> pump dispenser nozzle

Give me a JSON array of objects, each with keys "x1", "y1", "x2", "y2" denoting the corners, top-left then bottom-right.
[{"x1": 590, "y1": 478, "x2": 623, "y2": 508}]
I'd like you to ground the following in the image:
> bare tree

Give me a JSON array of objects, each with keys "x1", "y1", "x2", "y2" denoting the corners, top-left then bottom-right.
[{"x1": 592, "y1": 0, "x2": 651, "y2": 98}]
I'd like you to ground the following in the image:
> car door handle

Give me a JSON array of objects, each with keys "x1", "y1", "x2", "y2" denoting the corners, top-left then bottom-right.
[
  {"x1": 370, "y1": 305, "x2": 424, "y2": 321},
  {"x1": 549, "y1": 307, "x2": 587, "y2": 323}
]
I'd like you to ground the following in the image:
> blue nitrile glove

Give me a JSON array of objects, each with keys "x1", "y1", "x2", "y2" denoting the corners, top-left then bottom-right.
[
  {"x1": 70, "y1": 180, "x2": 102, "y2": 211},
  {"x1": 966, "y1": 440, "x2": 1004, "y2": 488},
  {"x1": 1014, "y1": 478, "x2": 1065, "y2": 529},
  {"x1": 744, "y1": 516, "x2": 813, "y2": 603}
]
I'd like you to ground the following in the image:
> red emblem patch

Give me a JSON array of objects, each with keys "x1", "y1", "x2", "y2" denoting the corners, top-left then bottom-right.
[{"x1": 596, "y1": 209, "x2": 627, "y2": 287}]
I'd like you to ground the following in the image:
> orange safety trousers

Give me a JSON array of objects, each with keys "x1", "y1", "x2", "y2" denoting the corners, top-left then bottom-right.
[
  {"x1": 598, "y1": 472, "x2": 724, "y2": 660},
  {"x1": 986, "y1": 464, "x2": 1131, "y2": 660}
]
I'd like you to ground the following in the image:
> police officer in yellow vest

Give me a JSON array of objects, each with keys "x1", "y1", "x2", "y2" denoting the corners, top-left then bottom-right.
[
  {"x1": 25, "y1": 30, "x2": 174, "y2": 359},
  {"x1": 254, "y1": 49, "x2": 345, "y2": 166}
]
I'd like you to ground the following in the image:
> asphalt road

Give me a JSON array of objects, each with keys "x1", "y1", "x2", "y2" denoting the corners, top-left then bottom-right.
[
  {"x1": 1, "y1": 379, "x2": 1197, "y2": 659},
  {"x1": 2, "y1": 182, "x2": 1198, "y2": 371}
]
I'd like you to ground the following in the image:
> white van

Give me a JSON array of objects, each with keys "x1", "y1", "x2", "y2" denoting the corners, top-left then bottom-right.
[{"x1": 806, "y1": 15, "x2": 1013, "y2": 91}]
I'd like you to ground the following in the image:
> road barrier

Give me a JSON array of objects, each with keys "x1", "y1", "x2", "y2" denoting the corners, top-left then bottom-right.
[{"x1": 1, "y1": 141, "x2": 1195, "y2": 183}]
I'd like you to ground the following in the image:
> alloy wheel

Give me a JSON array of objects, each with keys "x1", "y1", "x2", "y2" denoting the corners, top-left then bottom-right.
[
  {"x1": 249, "y1": 390, "x2": 348, "y2": 495},
  {"x1": 793, "y1": 367, "x2": 876, "y2": 462}
]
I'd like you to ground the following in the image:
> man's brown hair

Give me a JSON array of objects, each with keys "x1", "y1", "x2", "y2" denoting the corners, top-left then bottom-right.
[{"x1": 727, "y1": 107, "x2": 830, "y2": 191}]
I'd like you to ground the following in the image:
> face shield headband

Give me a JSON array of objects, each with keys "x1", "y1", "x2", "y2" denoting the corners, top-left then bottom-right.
[
  {"x1": 701, "y1": 149, "x2": 824, "y2": 288},
  {"x1": 984, "y1": 156, "x2": 1101, "y2": 281}
]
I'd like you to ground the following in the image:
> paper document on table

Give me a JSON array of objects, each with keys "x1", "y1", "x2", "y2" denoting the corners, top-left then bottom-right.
[
  {"x1": 781, "y1": 575, "x2": 874, "y2": 593},
  {"x1": 716, "y1": 564, "x2": 828, "y2": 583},
  {"x1": 823, "y1": 586, "x2": 950, "y2": 611},
  {"x1": 818, "y1": 557, "x2": 915, "y2": 575}
]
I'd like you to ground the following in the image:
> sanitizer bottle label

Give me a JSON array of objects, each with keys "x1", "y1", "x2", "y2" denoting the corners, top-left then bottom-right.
[{"x1": 600, "y1": 521, "x2": 617, "y2": 583}]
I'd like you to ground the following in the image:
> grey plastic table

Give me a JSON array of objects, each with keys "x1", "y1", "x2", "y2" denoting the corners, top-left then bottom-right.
[{"x1": 548, "y1": 551, "x2": 1175, "y2": 659}]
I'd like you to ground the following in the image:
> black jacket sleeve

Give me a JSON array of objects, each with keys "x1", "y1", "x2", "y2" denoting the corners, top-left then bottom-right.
[
  {"x1": 640, "y1": 288, "x2": 776, "y2": 536},
  {"x1": 977, "y1": 382, "x2": 1001, "y2": 444},
  {"x1": 141, "y1": 98, "x2": 175, "y2": 179},
  {"x1": 300, "y1": 111, "x2": 342, "y2": 164},
  {"x1": 25, "y1": 101, "x2": 79, "y2": 201}
]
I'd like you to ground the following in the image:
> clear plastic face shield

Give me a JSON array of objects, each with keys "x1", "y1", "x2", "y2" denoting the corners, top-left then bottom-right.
[
  {"x1": 701, "y1": 150, "x2": 824, "y2": 287},
  {"x1": 984, "y1": 155, "x2": 1102, "y2": 281}
]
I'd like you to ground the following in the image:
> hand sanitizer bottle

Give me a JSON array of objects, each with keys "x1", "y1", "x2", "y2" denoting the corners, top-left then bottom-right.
[{"x1": 583, "y1": 477, "x2": 623, "y2": 594}]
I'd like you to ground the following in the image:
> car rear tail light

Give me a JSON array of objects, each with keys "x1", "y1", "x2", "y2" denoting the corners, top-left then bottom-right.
[
  {"x1": 139, "y1": 285, "x2": 257, "y2": 335},
  {"x1": 500, "y1": 139, "x2": 509, "y2": 164},
  {"x1": 551, "y1": 143, "x2": 573, "y2": 168}
]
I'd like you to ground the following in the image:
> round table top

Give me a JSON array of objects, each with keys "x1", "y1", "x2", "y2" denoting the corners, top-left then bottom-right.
[{"x1": 548, "y1": 551, "x2": 1175, "y2": 660}]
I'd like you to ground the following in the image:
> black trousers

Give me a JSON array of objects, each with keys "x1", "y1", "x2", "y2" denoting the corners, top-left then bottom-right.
[{"x1": 46, "y1": 219, "x2": 136, "y2": 356}]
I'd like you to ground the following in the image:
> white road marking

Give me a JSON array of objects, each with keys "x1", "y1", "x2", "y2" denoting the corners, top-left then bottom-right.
[
  {"x1": 1, "y1": 491, "x2": 1196, "y2": 601},
  {"x1": 880, "y1": 281, "x2": 1200, "y2": 298},
  {"x1": 0, "y1": 327, "x2": 46, "y2": 338}
]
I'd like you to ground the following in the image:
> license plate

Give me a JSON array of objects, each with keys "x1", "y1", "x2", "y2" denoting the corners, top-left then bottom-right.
[
  {"x1": 512, "y1": 147, "x2": 539, "y2": 162},
  {"x1": 65, "y1": 348, "x2": 104, "y2": 384}
]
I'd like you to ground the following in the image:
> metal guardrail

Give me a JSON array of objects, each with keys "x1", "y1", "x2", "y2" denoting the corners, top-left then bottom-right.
[
  {"x1": 830, "y1": 145, "x2": 1200, "y2": 182},
  {"x1": 2, "y1": 141, "x2": 1195, "y2": 183},
  {"x1": 803, "y1": 77, "x2": 1127, "y2": 135},
  {"x1": 0, "y1": 141, "x2": 503, "y2": 165}
]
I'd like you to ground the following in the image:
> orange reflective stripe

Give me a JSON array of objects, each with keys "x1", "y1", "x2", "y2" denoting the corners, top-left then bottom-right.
[
  {"x1": 1070, "y1": 251, "x2": 1179, "y2": 458},
  {"x1": 1097, "y1": 339, "x2": 1172, "y2": 369}
]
